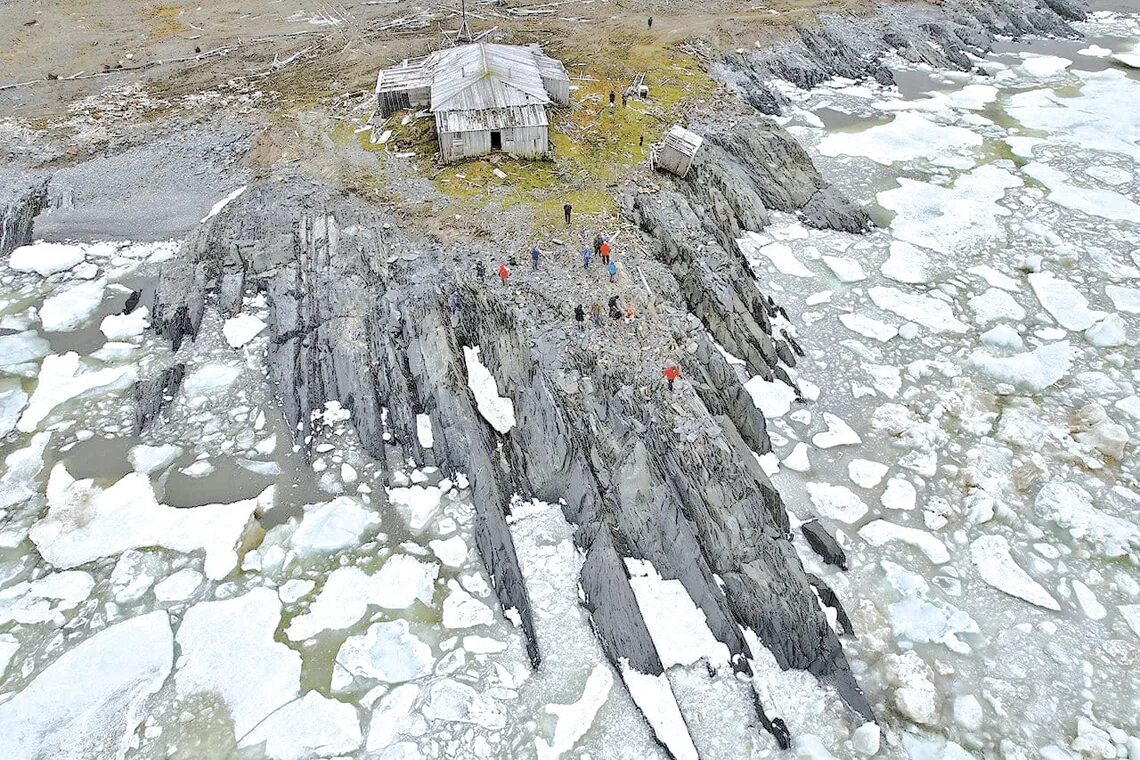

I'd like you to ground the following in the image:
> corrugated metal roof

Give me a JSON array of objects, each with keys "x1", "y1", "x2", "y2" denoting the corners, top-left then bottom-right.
[
  {"x1": 429, "y1": 44, "x2": 552, "y2": 112},
  {"x1": 664, "y1": 125, "x2": 704, "y2": 157},
  {"x1": 376, "y1": 56, "x2": 430, "y2": 94},
  {"x1": 435, "y1": 103, "x2": 549, "y2": 134}
]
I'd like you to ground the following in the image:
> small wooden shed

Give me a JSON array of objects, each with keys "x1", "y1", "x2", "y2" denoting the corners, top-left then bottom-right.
[
  {"x1": 376, "y1": 43, "x2": 571, "y2": 163},
  {"x1": 656, "y1": 125, "x2": 704, "y2": 178}
]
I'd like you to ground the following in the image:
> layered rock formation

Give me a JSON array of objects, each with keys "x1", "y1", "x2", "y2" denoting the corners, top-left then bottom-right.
[
  {"x1": 718, "y1": 0, "x2": 1086, "y2": 114},
  {"x1": 144, "y1": 131, "x2": 875, "y2": 751},
  {"x1": 0, "y1": 171, "x2": 48, "y2": 257}
]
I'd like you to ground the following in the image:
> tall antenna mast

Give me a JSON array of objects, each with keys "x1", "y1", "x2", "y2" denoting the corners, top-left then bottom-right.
[{"x1": 456, "y1": 0, "x2": 473, "y2": 44}]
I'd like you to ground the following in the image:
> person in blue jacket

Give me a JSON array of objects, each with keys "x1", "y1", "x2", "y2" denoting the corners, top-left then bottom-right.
[{"x1": 607, "y1": 260, "x2": 618, "y2": 283}]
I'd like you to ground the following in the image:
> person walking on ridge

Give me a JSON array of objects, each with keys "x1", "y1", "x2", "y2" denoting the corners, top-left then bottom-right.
[
  {"x1": 564, "y1": 202, "x2": 573, "y2": 225},
  {"x1": 600, "y1": 239, "x2": 611, "y2": 265},
  {"x1": 531, "y1": 245, "x2": 541, "y2": 270},
  {"x1": 590, "y1": 302, "x2": 603, "y2": 328},
  {"x1": 582, "y1": 245, "x2": 592, "y2": 269},
  {"x1": 663, "y1": 365, "x2": 680, "y2": 392},
  {"x1": 475, "y1": 260, "x2": 486, "y2": 279},
  {"x1": 608, "y1": 260, "x2": 618, "y2": 283},
  {"x1": 498, "y1": 263, "x2": 510, "y2": 285}
]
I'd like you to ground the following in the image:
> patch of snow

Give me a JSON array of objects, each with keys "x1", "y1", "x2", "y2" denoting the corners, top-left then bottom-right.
[
  {"x1": 625, "y1": 558, "x2": 730, "y2": 668},
  {"x1": 463, "y1": 346, "x2": 516, "y2": 433},
  {"x1": 201, "y1": 185, "x2": 247, "y2": 222},
  {"x1": 619, "y1": 665, "x2": 699, "y2": 760}
]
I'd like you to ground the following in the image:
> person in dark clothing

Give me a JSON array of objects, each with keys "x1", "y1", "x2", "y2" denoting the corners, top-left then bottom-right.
[
  {"x1": 639, "y1": 134, "x2": 644, "y2": 147},
  {"x1": 531, "y1": 245, "x2": 541, "y2": 270},
  {"x1": 574, "y1": 304, "x2": 585, "y2": 331},
  {"x1": 608, "y1": 295, "x2": 621, "y2": 320},
  {"x1": 448, "y1": 292, "x2": 460, "y2": 313},
  {"x1": 593, "y1": 233, "x2": 604, "y2": 256},
  {"x1": 621, "y1": 92, "x2": 627, "y2": 107},
  {"x1": 564, "y1": 202, "x2": 573, "y2": 225},
  {"x1": 590, "y1": 302, "x2": 602, "y2": 328},
  {"x1": 609, "y1": 90, "x2": 616, "y2": 106},
  {"x1": 475, "y1": 260, "x2": 486, "y2": 278},
  {"x1": 648, "y1": 16, "x2": 653, "y2": 29}
]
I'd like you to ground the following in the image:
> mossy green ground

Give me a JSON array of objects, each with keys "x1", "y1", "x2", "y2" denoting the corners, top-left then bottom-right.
[{"x1": 346, "y1": 38, "x2": 716, "y2": 231}]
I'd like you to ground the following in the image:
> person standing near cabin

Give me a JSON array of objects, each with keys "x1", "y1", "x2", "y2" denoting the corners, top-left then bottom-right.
[
  {"x1": 663, "y1": 365, "x2": 680, "y2": 392},
  {"x1": 582, "y1": 244, "x2": 592, "y2": 269},
  {"x1": 607, "y1": 260, "x2": 618, "y2": 283},
  {"x1": 498, "y1": 263, "x2": 510, "y2": 285},
  {"x1": 564, "y1": 202, "x2": 573, "y2": 225},
  {"x1": 531, "y1": 245, "x2": 541, "y2": 270}
]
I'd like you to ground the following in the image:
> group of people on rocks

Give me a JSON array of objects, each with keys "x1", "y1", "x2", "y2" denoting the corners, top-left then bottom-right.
[{"x1": 480, "y1": 231, "x2": 621, "y2": 286}]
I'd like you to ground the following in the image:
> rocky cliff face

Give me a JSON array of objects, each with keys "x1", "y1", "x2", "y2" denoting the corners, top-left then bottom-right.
[
  {"x1": 146, "y1": 138, "x2": 875, "y2": 750},
  {"x1": 717, "y1": 0, "x2": 1086, "y2": 114},
  {"x1": 0, "y1": 171, "x2": 48, "y2": 257}
]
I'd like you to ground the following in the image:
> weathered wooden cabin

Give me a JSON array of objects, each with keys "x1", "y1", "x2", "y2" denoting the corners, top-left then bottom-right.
[
  {"x1": 376, "y1": 43, "x2": 571, "y2": 163},
  {"x1": 656, "y1": 125, "x2": 704, "y2": 178}
]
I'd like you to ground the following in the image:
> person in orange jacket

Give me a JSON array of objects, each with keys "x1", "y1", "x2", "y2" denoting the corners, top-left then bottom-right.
[
  {"x1": 599, "y1": 240, "x2": 611, "y2": 265},
  {"x1": 498, "y1": 263, "x2": 510, "y2": 285},
  {"x1": 663, "y1": 365, "x2": 680, "y2": 392}
]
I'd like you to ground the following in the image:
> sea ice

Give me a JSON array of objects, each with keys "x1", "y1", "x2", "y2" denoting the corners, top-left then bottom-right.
[
  {"x1": 625, "y1": 558, "x2": 730, "y2": 667},
  {"x1": 0, "y1": 330, "x2": 51, "y2": 375},
  {"x1": 1023, "y1": 162, "x2": 1140, "y2": 222},
  {"x1": 745, "y1": 375, "x2": 798, "y2": 417},
  {"x1": 292, "y1": 496, "x2": 380, "y2": 554},
  {"x1": 463, "y1": 346, "x2": 516, "y2": 433},
  {"x1": 442, "y1": 579, "x2": 494, "y2": 629},
  {"x1": 128, "y1": 443, "x2": 182, "y2": 474},
  {"x1": 839, "y1": 312, "x2": 898, "y2": 342},
  {"x1": 0, "y1": 611, "x2": 172, "y2": 760},
  {"x1": 0, "y1": 634, "x2": 17, "y2": 679},
  {"x1": 423, "y1": 680, "x2": 507, "y2": 731},
  {"x1": 822, "y1": 255, "x2": 866, "y2": 283},
  {"x1": 1079, "y1": 44, "x2": 1112, "y2": 57},
  {"x1": 39, "y1": 279, "x2": 106, "y2": 332},
  {"x1": 240, "y1": 691, "x2": 363, "y2": 760},
  {"x1": 968, "y1": 288, "x2": 1025, "y2": 324},
  {"x1": 812, "y1": 412, "x2": 862, "y2": 448},
  {"x1": 880, "y1": 477, "x2": 917, "y2": 511},
  {"x1": 869, "y1": 286, "x2": 967, "y2": 333},
  {"x1": 388, "y1": 484, "x2": 444, "y2": 533},
  {"x1": 1018, "y1": 54, "x2": 1072, "y2": 78},
  {"x1": 100, "y1": 307, "x2": 149, "y2": 341},
  {"x1": 0, "y1": 379, "x2": 28, "y2": 438},
  {"x1": 1084, "y1": 314, "x2": 1126, "y2": 347},
  {"x1": 1071, "y1": 580, "x2": 1107, "y2": 620},
  {"x1": 176, "y1": 589, "x2": 301, "y2": 736},
  {"x1": 1035, "y1": 480, "x2": 1140, "y2": 558},
  {"x1": 980, "y1": 324, "x2": 1024, "y2": 351},
  {"x1": 0, "y1": 570, "x2": 95, "y2": 626},
  {"x1": 848, "y1": 459, "x2": 888, "y2": 489},
  {"x1": 222, "y1": 313, "x2": 267, "y2": 348},
  {"x1": 416, "y1": 414, "x2": 433, "y2": 448},
  {"x1": 881, "y1": 241, "x2": 931, "y2": 284},
  {"x1": 620, "y1": 666, "x2": 699, "y2": 760},
  {"x1": 969, "y1": 534, "x2": 1059, "y2": 610},
  {"x1": 968, "y1": 264, "x2": 1020, "y2": 292},
  {"x1": 428, "y1": 535, "x2": 468, "y2": 568},
  {"x1": 18, "y1": 353, "x2": 136, "y2": 432},
  {"x1": 152, "y1": 568, "x2": 203, "y2": 602},
  {"x1": 743, "y1": 237, "x2": 815, "y2": 277},
  {"x1": 1105, "y1": 285, "x2": 1140, "y2": 313},
  {"x1": 30, "y1": 464, "x2": 264, "y2": 580},
  {"x1": 8, "y1": 242, "x2": 86, "y2": 276},
  {"x1": 969, "y1": 341, "x2": 1072, "y2": 392},
  {"x1": 535, "y1": 664, "x2": 613, "y2": 760},
  {"x1": 1028, "y1": 272, "x2": 1107, "y2": 331},
  {"x1": 366, "y1": 684, "x2": 420, "y2": 751},
  {"x1": 806, "y1": 482, "x2": 868, "y2": 523},
  {"x1": 884, "y1": 650, "x2": 940, "y2": 724},
  {"x1": 859, "y1": 520, "x2": 949, "y2": 564},
  {"x1": 783, "y1": 442, "x2": 811, "y2": 472},
  {"x1": 818, "y1": 111, "x2": 982, "y2": 165},
  {"x1": 183, "y1": 363, "x2": 242, "y2": 396},
  {"x1": 338, "y1": 620, "x2": 434, "y2": 684}
]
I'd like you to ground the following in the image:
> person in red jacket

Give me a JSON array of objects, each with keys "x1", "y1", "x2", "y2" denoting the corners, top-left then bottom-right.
[
  {"x1": 599, "y1": 240, "x2": 611, "y2": 265},
  {"x1": 498, "y1": 264, "x2": 510, "y2": 285},
  {"x1": 663, "y1": 365, "x2": 680, "y2": 392}
]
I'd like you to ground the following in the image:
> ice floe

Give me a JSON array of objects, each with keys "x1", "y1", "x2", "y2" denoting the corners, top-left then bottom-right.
[
  {"x1": 859, "y1": 520, "x2": 949, "y2": 564},
  {"x1": 969, "y1": 534, "x2": 1059, "y2": 610},
  {"x1": 745, "y1": 375, "x2": 798, "y2": 417},
  {"x1": 812, "y1": 412, "x2": 862, "y2": 448},
  {"x1": 99, "y1": 307, "x2": 149, "y2": 341},
  {"x1": 222, "y1": 313, "x2": 267, "y2": 348},
  {"x1": 969, "y1": 341, "x2": 1072, "y2": 392},
  {"x1": 30, "y1": 464, "x2": 265, "y2": 580},
  {"x1": 625, "y1": 558, "x2": 730, "y2": 668},
  {"x1": 818, "y1": 112, "x2": 982, "y2": 165},
  {"x1": 442, "y1": 579, "x2": 495, "y2": 629},
  {"x1": 366, "y1": 684, "x2": 420, "y2": 751},
  {"x1": 868, "y1": 286, "x2": 967, "y2": 333},
  {"x1": 18, "y1": 353, "x2": 136, "y2": 432},
  {"x1": 0, "y1": 611, "x2": 172, "y2": 759},
  {"x1": 291, "y1": 496, "x2": 380, "y2": 554},
  {"x1": 176, "y1": 589, "x2": 301, "y2": 737},
  {"x1": 1034, "y1": 480, "x2": 1140, "y2": 558},
  {"x1": 338, "y1": 620, "x2": 434, "y2": 684},
  {"x1": 39, "y1": 279, "x2": 106, "y2": 332},
  {"x1": 8, "y1": 242, "x2": 86, "y2": 276},
  {"x1": 240, "y1": 691, "x2": 363, "y2": 759},
  {"x1": 806, "y1": 482, "x2": 868, "y2": 523},
  {"x1": 535, "y1": 664, "x2": 613, "y2": 760},
  {"x1": 881, "y1": 241, "x2": 931, "y2": 284}
]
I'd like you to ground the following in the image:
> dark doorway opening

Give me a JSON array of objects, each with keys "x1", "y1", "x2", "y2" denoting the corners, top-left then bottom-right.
[{"x1": 491, "y1": 131, "x2": 502, "y2": 151}]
